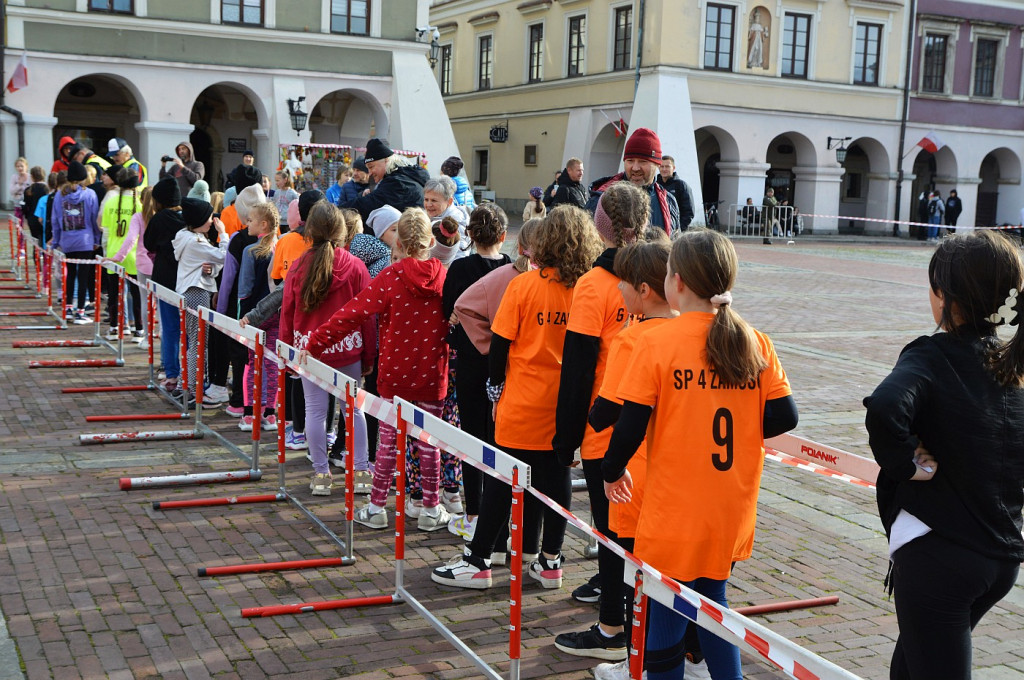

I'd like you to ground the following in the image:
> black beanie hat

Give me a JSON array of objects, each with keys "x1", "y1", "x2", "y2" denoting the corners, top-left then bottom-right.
[
  {"x1": 364, "y1": 138, "x2": 393, "y2": 164},
  {"x1": 298, "y1": 190, "x2": 325, "y2": 222},
  {"x1": 67, "y1": 161, "x2": 88, "y2": 183},
  {"x1": 181, "y1": 198, "x2": 214, "y2": 229},
  {"x1": 105, "y1": 164, "x2": 124, "y2": 182},
  {"x1": 353, "y1": 156, "x2": 368, "y2": 173},
  {"x1": 152, "y1": 177, "x2": 182, "y2": 208}
]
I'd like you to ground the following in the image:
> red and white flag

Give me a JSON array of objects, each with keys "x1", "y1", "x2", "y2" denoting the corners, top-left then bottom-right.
[
  {"x1": 5, "y1": 52, "x2": 28, "y2": 93},
  {"x1": 916, "y1": 131, "x2": 945, "y2": 154}
]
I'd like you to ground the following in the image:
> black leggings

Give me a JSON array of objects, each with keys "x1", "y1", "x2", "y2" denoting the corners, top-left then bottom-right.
[
  {"x1": 469, "y1": 448, "x2": 570, "y2": 560},
  {"x1": 889, "y1": 531, "x2": 1019, "y2": 680},
  {"x1": 455, "y1": 351, "x2": 493, "y2": 516},
  {"x1": 583, "y1": 458, "x2": 629, "y2": 628},
  {"x1": 105, "y1": 271, "x2": 142, "y2": 331},
  {"x1": 64, "y1": 250, "x2": 95, "y2": 309}
]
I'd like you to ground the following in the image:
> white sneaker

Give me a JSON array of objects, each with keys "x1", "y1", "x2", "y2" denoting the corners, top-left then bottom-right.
[
  {"x1": 447, "y1": 514, "x2": 476, "y2": 540},
  {"x1": 405, "y1": 498, "x2": 423, "y2": 519},
  {"x1": 442, "y1": 490, "x2": 464, "y2": 515},
  {"x1": 431, "y1": 548, "x2": 492, "y2": 589},
  {"x1": 593, "y1": 659, "x2": 647, "y2": 680},
  {"x1": 417, "y1": 505, "x2": 452, "y2": 532},
  {"x1": 354, "y1": 504, "x2": 387, "y2": 529},
  {"x1": 106, "y1": 327, "x2": 119, "y2": 340},
  {"x1": 203, "y1": 384, "x2": 229, "y2": 406}
]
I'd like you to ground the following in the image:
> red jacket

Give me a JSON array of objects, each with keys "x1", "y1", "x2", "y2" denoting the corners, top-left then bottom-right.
[
  {"x1": 308, "y1": 257, "x2": 448, "y2": 402},
  {"x1": 51, "y1": 136, "x2": 77, "y2": 174},
  {"x1": 281, "y1": 246, "x2": 376, "y2": 370}
]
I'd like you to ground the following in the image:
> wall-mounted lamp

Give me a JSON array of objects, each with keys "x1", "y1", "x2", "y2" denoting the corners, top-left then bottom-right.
[
  {"x1": 417, "y1": 26, "x2": 442, "y2": 68},
  {"x1": 287, "y1": 97, "x2": 308, "y2": 135},
  {"x1": 827, "y1": 136, "x2": 852, "y2": 164}
]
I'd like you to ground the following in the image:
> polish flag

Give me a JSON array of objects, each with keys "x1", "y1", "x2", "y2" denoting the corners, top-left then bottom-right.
[
  {"x1": 5, "y1": 52, "x2": 28, "y2": 93},
  {"x1": 916, "y1": 131, "x2": 945, "y2": 154}
]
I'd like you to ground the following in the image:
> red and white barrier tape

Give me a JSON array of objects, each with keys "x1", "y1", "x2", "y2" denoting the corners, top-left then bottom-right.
[{"x1": 800, "y1": 212, "x2": 1022, "y2": 231}]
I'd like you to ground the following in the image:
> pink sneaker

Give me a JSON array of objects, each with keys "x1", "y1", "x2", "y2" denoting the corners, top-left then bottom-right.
[
  {"x1": 238, "y1": 415, "x2": 254, "y2": 431},
  {"x1": 225, "y1": 404, "x2": 244, "y2": 417},
  {"x1": 262, "y1": 413, "x2": 277, "y2": 429}
]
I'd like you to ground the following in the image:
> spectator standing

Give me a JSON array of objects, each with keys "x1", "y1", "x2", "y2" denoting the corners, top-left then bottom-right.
[
  {"x1": 761, "y1": 187, "x2": 778, "y2": 245},
  {"x1": 441, "y1": 156, "x2": 477, "y2": 213},
  {"x1": 523, "y1": 186, "x2": 546, "y2": 222},
  {"x1": 656, "y1": 155, "x2": 695, "y2": 230},
  {"x1": 351, "y1": 138, "x2": 429, "y2": 222},
  {"x1": 108, "y1": 138, "x2": 148, "y2": 188},
  {"x1": 546, "y1": 158, "x2": 589, "y2": 210},
  {"x1": 52, "y1": 136, "x2": 78, "y2": 173},
  {"x1": 159, "y1": 141, "x2": 204, "y2": 198},
  {"x1": 945, "y1": 189, "x2": 963, "y2": 232},
  {"x1": 324, "y1": 164, "x2": 352, "y2": 206},
  {"x1": 338, "y1": 157, "x2": 371, "y2": 208},
  {"x1": 927, "y1": 191, "x2": 945, "y2": 243},
  {"x1": 587, "y1": 128, "x2": 680, "y2": 234}
]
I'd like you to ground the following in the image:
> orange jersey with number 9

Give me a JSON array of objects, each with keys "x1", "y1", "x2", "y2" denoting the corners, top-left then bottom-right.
[{"x1": 616, "y1": 312, "x2": 791, "y2": 582}]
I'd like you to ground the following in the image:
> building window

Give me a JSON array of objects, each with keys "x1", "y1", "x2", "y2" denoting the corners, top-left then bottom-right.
[
  {"x1": 331, "y1": 0, "x2": 369, "y2": 35},
  {"x1": 613, "y1": 6, "x2": 632, "y2": 71},
  {"x1": 90, "y1": 0, "x2": 133, "y2": 11},
  {"x1": 568, "y1": 15, "x2": 586, "y2": 77},
  {"x1": 781, "y1": 13, "x2": 810, "y2": 78},
  {"x1": 222, "y1": 0, "x2": 262, "y2": 25},
  {"x1": 922, "y1": 34, "x2": 948, "y2": 93},
  {"x1": 854, "y1": 22, "x2": 882, "y2": 85},
  {"x1": 475, "y1": 149, "x2": 490, "y2": 186},
  {"x1": 528, "y1": 23, "x2": 544, "y2": 83},
  {"x1": 973, "y1": 38, "x2": 998, "y2": 97},
  {"x1": 524, "y1": 145, "x2": 538, "y2": 166},
  {"x1": 478, "y1": 35, "x2": 493, "y2": 91},
  {"x1": 704, "y1": 4, "x2": 735, "y2": 71},
  {"x1": 439, "y1": 44, "x2": 453, "y2": 96}
]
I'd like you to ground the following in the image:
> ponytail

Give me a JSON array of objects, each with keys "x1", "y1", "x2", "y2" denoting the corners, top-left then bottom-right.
[
  {"x1": 670, "y1": 229, "x2": 766, "y2": 387},
  {"x1": 299, "y1": 202, "x2": 345, "y2": 312}
]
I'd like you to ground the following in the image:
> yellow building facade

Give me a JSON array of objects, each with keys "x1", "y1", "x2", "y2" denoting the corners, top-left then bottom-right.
[{"x1": 431, "y1": 0, "x2": 909, "y2": 234}]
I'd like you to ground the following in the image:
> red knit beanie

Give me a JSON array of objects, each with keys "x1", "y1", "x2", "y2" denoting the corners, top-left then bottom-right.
[{"x1": 623, "y1": 127, "x2": 662, "y2": 162}]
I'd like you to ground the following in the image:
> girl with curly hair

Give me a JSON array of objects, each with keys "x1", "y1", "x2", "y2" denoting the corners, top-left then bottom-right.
[{"x1": 432, "y1": 204, "x2": 602, "y2": 590}]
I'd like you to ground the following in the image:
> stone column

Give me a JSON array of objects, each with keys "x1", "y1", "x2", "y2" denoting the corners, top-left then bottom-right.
[
  {"x1": 716, "y1": 161, "x2": 770, "y2": 228},
  {"x1": 631, "y1": 67, "x2": 705, "y2": 213},
  {"x1": 792, "y1": 165, "x2": 844, "y2": 234}
]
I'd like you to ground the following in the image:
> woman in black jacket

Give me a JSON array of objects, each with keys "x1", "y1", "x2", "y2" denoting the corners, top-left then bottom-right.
[
  {"x1": 143, "y1": 178, "x2": 185, "y2": 392},
  {"x1": 864, "y1": 230, "x2": 1024, "y2": 680}
]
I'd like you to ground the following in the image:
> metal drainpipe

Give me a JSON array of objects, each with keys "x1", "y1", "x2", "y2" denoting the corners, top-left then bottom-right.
[{"x1": 892, "y1": 0, "x2": 917, "y2": 237}]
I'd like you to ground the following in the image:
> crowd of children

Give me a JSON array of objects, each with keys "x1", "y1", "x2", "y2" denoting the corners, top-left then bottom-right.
[{"x1": 27, "y1": 132, "x2": 1024, "y2": 680}]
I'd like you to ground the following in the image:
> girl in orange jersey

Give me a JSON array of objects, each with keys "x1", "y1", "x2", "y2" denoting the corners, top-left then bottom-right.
[
  {"x1": 432, "y1": 205, "x2": 602, "y2": 590},
  {"x1": 551, "y1": 182, "x2": 650, "y2": 660},
  {"x1": 556, "y1": 237, "x2": 674, "y2": 667},
  {"x1": 602, "y1": 229, "x2": 798, "y2": 680}
]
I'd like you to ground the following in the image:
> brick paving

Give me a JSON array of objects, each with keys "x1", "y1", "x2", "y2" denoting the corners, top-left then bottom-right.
[{"x1": 0, "y1": 231, "x2": 1022, "y2": 680}]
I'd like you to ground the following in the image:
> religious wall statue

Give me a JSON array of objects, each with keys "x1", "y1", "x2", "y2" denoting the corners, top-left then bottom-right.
[{"x1": 747, "y1": 7, "x2": 770, "y2": 69}]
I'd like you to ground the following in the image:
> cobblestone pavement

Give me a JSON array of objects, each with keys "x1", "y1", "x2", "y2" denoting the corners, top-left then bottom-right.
[{"x1": 0, "y1": 234, "x2": 1022, "y2": 680}]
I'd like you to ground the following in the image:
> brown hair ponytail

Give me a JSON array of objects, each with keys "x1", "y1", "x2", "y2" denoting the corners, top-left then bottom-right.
[
  {"x1": 299, "y1": 202, "x2": 345, "y2": 312},
  {"x1": 669, "y1": 229, "x2": 766, "y2": 386}
]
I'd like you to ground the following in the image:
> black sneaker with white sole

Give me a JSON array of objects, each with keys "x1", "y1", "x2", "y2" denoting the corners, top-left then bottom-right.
[
  {"x1": 554, "y1": 623, "x2": 627, "y2": 661},
  {"x1": 572, "y1": 572, "x2": 602, "y2": 603}
]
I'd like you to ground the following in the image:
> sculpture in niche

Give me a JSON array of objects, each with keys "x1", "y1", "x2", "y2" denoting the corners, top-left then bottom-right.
[{"x1": 747, "y1": 7, "x2": 771, "y2": 69}]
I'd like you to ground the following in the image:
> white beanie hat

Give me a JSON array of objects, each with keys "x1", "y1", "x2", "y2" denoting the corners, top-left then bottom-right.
[
  {"x1": 235, "y1": 185, "x2": 267, "y2": 222},
  {"x1": 366, "y1": 205, "x2": 403, "y2": 239}
]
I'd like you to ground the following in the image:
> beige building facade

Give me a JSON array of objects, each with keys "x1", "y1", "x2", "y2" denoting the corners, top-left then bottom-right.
[{"x1": 431, "y1": 0, "x2": 910, "y2": 234}]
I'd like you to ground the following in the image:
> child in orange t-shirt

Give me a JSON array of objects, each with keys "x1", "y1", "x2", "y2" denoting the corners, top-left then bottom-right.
[
  {"x1": 432, "y1": 205, "x2": 602, "y2": 591},
  {"x1": 551, "y1": 183, "x2": 651, "y2": 659},
  {"x1": 555, "y1": 237, "x2": 674, "y2": 663},
  {"x1": 602, "y1": 229, "x2": 797, "y2": 680}
]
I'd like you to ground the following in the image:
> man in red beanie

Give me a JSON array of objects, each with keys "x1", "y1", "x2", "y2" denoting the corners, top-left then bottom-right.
[{"x1": 585, "y1": 127, "x2": 680, "y2": 234}]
